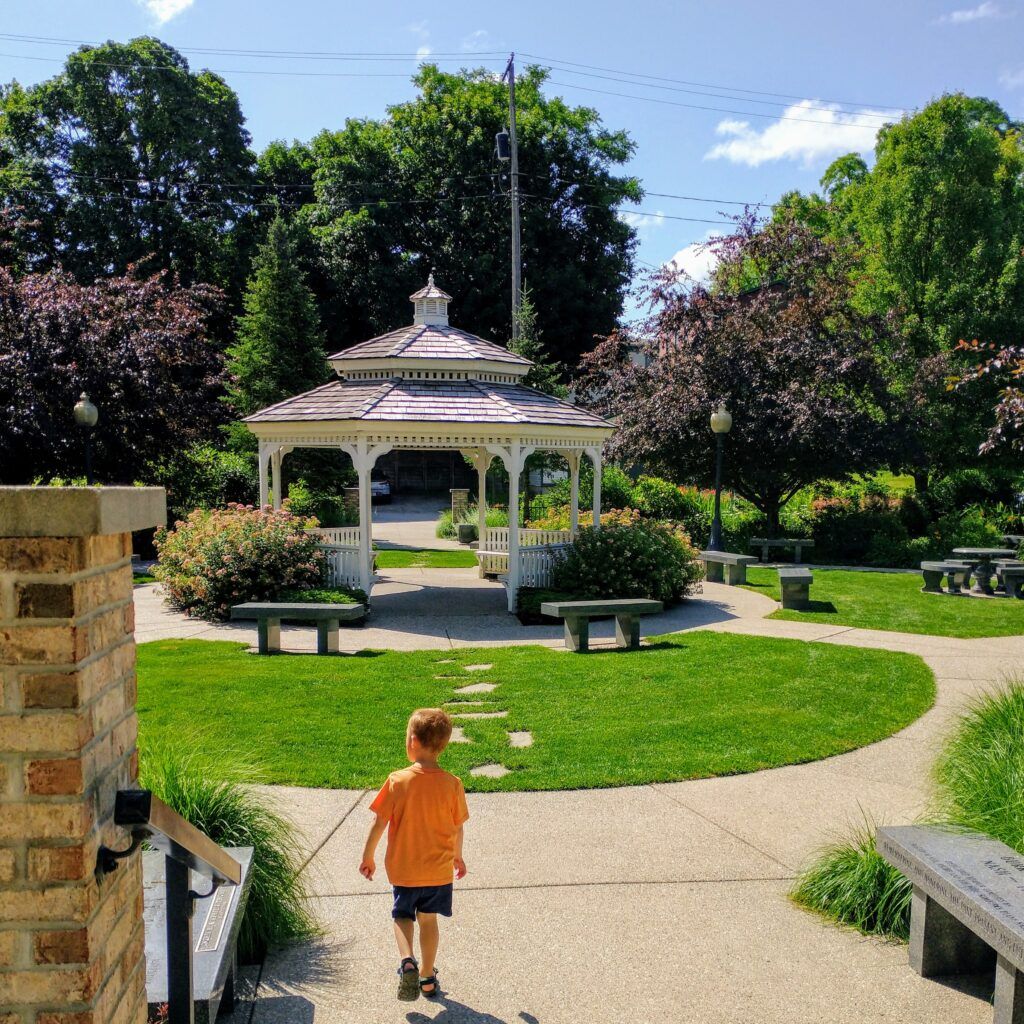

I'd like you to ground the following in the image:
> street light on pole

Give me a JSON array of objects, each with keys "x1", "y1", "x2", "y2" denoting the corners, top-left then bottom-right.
[
  {"x1": 73, "y1": 391, "x2": 98, "y2": 485},
  {"x1": 497, "y1": 52, "x2": 522, "y2": 343},
  {"x1": 708, "y1": 403, "x2": 732, "y2": 551}
]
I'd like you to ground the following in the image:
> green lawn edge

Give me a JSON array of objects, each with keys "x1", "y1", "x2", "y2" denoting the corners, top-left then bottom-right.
[
  {"x1": 741, "y1": 567, "x2": 1024, "y2": 639},
  {"x1": 137, "y1": 633, "x2": 935, "y2": 792}
]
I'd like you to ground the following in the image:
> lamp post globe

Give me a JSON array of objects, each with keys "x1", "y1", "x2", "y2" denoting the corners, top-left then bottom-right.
[
  {"x1": 708, "y1": 403, "x2": 731, "y2": 552},
  {"x1": 73, "y1": 391, "x2": 98, "y2": 484}
]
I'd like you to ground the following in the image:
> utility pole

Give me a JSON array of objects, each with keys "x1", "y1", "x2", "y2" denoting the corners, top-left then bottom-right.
[{"x1": 502, "y1": 53, "x2": 522, "y2": 342}]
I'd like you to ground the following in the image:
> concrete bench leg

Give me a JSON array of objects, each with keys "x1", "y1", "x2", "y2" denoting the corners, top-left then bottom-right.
[
  {"x1": 725, "y1": 562, "x2": 747, "y2": 585},
  {"x1": 780, "y1": 583, "x2": 809, "y2": 610},
  {"x1": 615, "y1": 614, "x2": 640, "y2": 649},
  {"x1": 761, "y1": 544, "x2": 770, "y2": 563},
  {"x1": 909, "y1": 887, "x2": 994, "y2": 978},
  {"x1": 921, "y1": 569, "x2": 944, "y2": 593},
  {"x1": 793, "y1": 544, "x2": 804, "y2": 564},
  {"x1": 704, "y1": 560, "x2": 724, "y2": 583},
  {"x1": 257, "y1": 618, "x2": 281, "y2": 654},
  {"x1": 564, "y1": 616, "x2": 589, "y2": 652},
  {"x1": 995, "y1": 954, "x2": 1024, "y2": 1024},
  {"x1": 974, "y1": 564, "x2": 995, "y2": 595},
  {"x1": 317, "y1": 619, "x2": 340, "y2": 655},
  {"x1": 1007, "y1": 577, "x2": 1023, "y2": 599}
]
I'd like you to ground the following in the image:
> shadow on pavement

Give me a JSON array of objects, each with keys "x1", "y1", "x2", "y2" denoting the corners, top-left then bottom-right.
[{"x1": 407, "y1": 996, "x2": 539, "y2": 1023}]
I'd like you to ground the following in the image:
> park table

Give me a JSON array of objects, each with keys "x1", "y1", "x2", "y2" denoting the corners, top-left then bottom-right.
[{"x1": 951, "y1": 547, "x2": 1019, "y2": 594}]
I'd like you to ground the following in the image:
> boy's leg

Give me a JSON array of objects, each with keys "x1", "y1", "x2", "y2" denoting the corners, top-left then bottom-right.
[
  {"x1": 418, "y1": 912, "x2": 440, "y2": 982},
  {"x1": 393, "y1": 917, "x2": 416, "y2": 961}
]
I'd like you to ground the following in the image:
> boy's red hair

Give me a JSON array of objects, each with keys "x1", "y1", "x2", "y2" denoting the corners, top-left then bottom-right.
[{"x1": 407, "y1": 708, "x2": 453, "y2": 753}]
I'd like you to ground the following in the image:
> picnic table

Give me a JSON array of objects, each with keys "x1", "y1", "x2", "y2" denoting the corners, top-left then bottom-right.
[{"x1": 951, "y1": 547, "x2": 1018, "y2": 594}]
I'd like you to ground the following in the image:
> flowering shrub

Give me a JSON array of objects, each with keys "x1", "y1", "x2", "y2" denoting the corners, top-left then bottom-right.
[
  {"x1": 551, "y1": 521, "x2": 703, "y2": 604},
  {"x1": 154, "y1": 504, "x2": 326, "y2": 621},
  {"x1": 527, "y1": 505, "x2": 640, "y2": 531},
  {"x1": 632, "y1": 476, "x2": 689, "y2": 520}
]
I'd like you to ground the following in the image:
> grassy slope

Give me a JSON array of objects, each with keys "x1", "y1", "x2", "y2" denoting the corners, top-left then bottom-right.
[
  {"x1": 137, "y1": 634, "x2": 934, "y2": 792},
  {"x1": 744, "y1": 567, "x2": 1024, "y2": 639},
  {"x1": 374, "y1": 549, "x2": 478, "y2": 569}
]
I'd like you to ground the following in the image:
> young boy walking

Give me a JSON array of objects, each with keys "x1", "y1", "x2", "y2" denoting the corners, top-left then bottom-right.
[{"x1": 360, "y1": 708, "x2": 469, "y2": 1001}]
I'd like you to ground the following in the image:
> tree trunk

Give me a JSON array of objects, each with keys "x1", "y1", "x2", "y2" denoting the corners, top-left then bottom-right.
[{"x1": 912, "y1": 468, "x2": 929, "y2": 494}]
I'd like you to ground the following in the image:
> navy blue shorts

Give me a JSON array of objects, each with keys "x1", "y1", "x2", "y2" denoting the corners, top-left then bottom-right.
[{"x1": 391, "y1": 883, "x2": 453, "y2": 920}]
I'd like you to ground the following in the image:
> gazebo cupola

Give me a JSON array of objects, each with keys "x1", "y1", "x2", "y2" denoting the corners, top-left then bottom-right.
[
  {"x1": 244, "y1": 276, "x2": 615, "y2": 611},
  {"x1": 410, "y1": 273, "x2": 451, "y2": 326}
]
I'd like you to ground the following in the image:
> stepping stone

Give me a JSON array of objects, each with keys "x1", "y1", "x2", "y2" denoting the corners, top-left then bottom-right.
[
  {"x1": 463, "y1": 664, "x2": 492, "y2": 672},
  {"x1": 435, "y1": 659, "x2": 455, "y2": 663},
  {"x1": 508, "y1": 731, "x2": 533, "y2": 748},
  {"x1": 450, "y1": 727, "x2": 470, "y2": 744},
  {"x1": 454, "y1": 682, "x2": 497, "y2": 694},
  {"x1": 470, "y1": 764, "x2": 511, "y2": 778},
  {"x1": 444, "y1": 700, "x2": 491, "y2": 707},
  {"x1": 450, "y1": 710, "x2": 508, "y2": 720}
]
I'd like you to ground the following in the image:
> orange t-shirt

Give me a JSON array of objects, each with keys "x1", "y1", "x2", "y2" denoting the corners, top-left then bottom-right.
[{"x1": 369, "y1": 765, "x2": 470, "y2": 887}]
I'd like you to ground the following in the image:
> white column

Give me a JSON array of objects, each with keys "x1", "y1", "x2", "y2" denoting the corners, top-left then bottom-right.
[
  {"x1": 507, "y1": 444, "x2": 521, "y2": 614},
  {"x1": 476, "y1": 448, "x2": 490, "y2": 547},
  {"x1": 588, "y1": 446, "x2": 603, "y2": 528},
  {"x1": 270, "y1": 449, "x2": 283, "y2": 510},
  {"x1": 566, "y1": 450, "x2": 581, "y2": 537},
  {"x1": 257, "y1": 444, "x2": 271, "y2": 509},
  {"x1": 341, "y1": 441, "x2": 393, "y2": 597}
]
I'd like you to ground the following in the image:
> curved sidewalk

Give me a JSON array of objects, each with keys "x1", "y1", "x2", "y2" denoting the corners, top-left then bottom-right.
[{"x1": 135, "y1": 578, "x2": 1021, "y2": 1023}]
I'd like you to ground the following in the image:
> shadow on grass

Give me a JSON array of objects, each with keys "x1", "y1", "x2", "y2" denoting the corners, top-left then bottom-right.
[{"x1": 789, "y1": 601, "x2": 838, "y2": 614}]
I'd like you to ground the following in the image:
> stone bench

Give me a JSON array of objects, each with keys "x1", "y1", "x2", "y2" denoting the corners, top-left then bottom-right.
[
  {"x1": 878, "y1": 825, "x2": 1024, "y2": 1024},
  {"x1": 921, "y1": 560, "x2": 972, "y2": 594},
  {"x1": 1001, "y1": 565, "x2": 1024, "y2": 599},
  {"x1": 751, "y1": 537, "x2": 814, "y2": 564},
  {"x1": 144, "y1": 847, "x2": 253, "y2": 1024},
  {"x1": 777, "y1": 566, "x2": 813, "y2": 609},
  {"x1": 700, "y1": 550, "x2": 759, "y2": 585},
  {"x1": 539, "y1": 598, "x2": 663, "y2": 652},
  {"x1": 230, "y1": 602, "x2": 365, "y2": 654}
]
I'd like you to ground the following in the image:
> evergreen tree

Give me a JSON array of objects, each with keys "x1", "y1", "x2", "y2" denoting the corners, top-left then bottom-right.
[
  {"x1": 227, "y1": 216, "x2": 327, "y2": 416},
  {"x1": 509, "y1": 288, "x2": 567, "y2": 397}
]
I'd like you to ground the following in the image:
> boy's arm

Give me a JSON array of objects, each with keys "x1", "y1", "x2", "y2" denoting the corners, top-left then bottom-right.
[
  {"x1": 359, "y1": 813, "x2": 388, "y2": 880},
  {"x1": 453, "y1": 824, "x2": 467, "y2": 879}
]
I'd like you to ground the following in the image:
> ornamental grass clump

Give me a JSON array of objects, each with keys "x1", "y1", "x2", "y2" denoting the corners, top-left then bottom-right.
[
  {"x1": 139, "y1": 744, "x2": 318, "y2": 961},
  {"x1": 154, "y1": 503, "x2": 326, "y2": 621},
  {"x1": 793, "y1": 680, "x2": 1024, "y2": 940},
  {"x1": 551, "y1": 519, "x2": 703, "y2": 604}
]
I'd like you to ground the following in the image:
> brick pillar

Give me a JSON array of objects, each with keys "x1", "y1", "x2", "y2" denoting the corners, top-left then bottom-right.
[
  {"x1": 450, "y1": 488, "x2": 470, "y2": 522},
  {"x1": 343, "y1": 487, "x2": 359, "y2": 516},
  {"x1": 0, "y1": 487, "x2": 165, "y2": 1024}
]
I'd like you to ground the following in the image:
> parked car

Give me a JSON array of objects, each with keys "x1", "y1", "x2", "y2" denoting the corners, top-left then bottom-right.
[{"x1": 371, "y1": 471, "x2": 391, "y2": 504}]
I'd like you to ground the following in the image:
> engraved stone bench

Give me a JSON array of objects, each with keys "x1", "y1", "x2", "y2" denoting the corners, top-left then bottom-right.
[
  {"x1": 777, "y1": 566, "x2": 813, "y2": 609},
  {"x1": 539, "y1": 598, "x2": 663, "y2": 652},
  {"x1": 750, "y1": 537, "x2": 814, "y2": 563},
  {"x1": 230, "y1": 602, "x2": 365, "y2": 654},
  {"x1": 878, "y1": 825, "x2": 1024, "y2": 1024},
  {"x1": 1001, "y1": 565, "x2": 1024, "y2": 599},
  {"x1": 700, "y1": 550, "x2": 759, "y2": 585},
  {"x1": 921, "y1": 561, "x2": 973, "y2": 594},
  {"x1": 144, "y1": 847, "x2": 253, "y2": 1024}
]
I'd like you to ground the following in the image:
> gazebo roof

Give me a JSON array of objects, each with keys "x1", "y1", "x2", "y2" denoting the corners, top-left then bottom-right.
[
  {"x1": 244, "y1": 376, "x2": 610, "y2": 428},
  {"x1": 327, "y1": 323, "x2": 531, "y2": 367}
]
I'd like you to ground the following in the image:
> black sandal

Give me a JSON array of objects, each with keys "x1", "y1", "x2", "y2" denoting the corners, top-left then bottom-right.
[
  {"x1": 419, "y1": 971, "x2": 440, "y2": 998},
  {"x1": 397, "y1": 957, "x2": 420, "y2": 1002}
]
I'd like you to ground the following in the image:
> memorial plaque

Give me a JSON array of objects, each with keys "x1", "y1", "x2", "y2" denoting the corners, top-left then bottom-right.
[
  {"x1": 196, "y1": 885, "x2": 233, "y2": 953},
  {"x1": 878, "y1": 826, "x2": 1024, "y2": 970}
]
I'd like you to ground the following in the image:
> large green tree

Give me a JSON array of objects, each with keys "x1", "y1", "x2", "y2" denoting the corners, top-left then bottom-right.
[
  {"x1": 0, "y1": 37, "x2": 257, "y2": 293},
  {"x1": 778, "y1": 95, "x2": 1024, "y2": 485},
  {"x1": 278, "y1": 65, "x2": 639, "y2": 367},
  {"x1": 227, "y1": 215, "x2": 327, "y2": 416}
]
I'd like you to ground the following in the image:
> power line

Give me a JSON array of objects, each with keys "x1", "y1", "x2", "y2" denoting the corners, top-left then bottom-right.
[
  {"x1": 520, "y1": 51, "x2": 910, "y2": 114},
  {"x1": 520, "y1": 172, "x2": 773, "y2": 208},
  {"x1": 519, "y1": 192, "x2": 734, "y2": 225},
  {"x1": 546, "y1": 79, "x2": 897, "y2": 129}
]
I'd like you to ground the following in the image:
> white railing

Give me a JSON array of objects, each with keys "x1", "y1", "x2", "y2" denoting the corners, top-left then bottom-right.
[
  {"x1": 309, "y1": 526, "x2": 361, "y2": 546},
  {"x1": 482, "y1": 527, "x2": 572, "y2": 550},
  {"x1": 518, "y1": 543, "x2": 571, "y2": 588},
  {"x1": 319, "y1": 544, "x2": 362, "y2": 588}
]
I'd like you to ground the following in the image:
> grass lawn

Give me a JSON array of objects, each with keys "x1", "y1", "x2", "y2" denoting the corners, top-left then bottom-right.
[
  {"x1": 137, "y1": 634, "x2": 934, "y2": 792},
  {"x1": 374, "y1": 548, "x2": 477, "y2": 569},
  {"x1": 744, "y1": 567, "x2": 1024, "y2": 638}
]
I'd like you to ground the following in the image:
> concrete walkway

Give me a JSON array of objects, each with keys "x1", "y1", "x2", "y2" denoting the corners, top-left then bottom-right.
[{"x1": 132, "y1": 559, "x2": 1024, "y2": 1021}]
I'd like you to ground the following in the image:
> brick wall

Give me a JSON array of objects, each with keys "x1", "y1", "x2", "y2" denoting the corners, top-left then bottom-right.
[
  {"x1": 0, "y1": 489, "x2": 165, "y2": 1024},
  {"x1": 450, "y1": 488, "x2": 470, "y2": 522}
]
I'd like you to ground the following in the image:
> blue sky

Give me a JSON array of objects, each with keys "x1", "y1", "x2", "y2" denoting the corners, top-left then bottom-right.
[{"x1": 3, "y1": 0, "x2": 1023, "y2": 321}]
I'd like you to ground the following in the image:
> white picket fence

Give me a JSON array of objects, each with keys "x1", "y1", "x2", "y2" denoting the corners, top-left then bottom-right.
[
  {"x1": 309, "y1": 526, "x2": 361, "y2": 546},
  {"x1": 319, "y1": 544, "x2": 362, "y2": 588},
  {"x1": 518, "y1": 543, "x2": 572, "y2": 588},
  {"x1": 478, "y1": 527, "x2": 572, "y2": 577}
]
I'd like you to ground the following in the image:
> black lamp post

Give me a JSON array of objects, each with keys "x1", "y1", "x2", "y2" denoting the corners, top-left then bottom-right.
[
  {"x1": 73, "y1": 391, "x2": 98, "y2": 484},
  {"x1": 708, "y1": 403, "x2": 732, "y2": 551}
]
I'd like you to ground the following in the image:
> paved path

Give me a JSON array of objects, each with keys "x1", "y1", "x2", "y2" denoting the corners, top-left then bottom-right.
[{"x1": 133, "y1": 565, "x2": 1024, "y2": 1022}]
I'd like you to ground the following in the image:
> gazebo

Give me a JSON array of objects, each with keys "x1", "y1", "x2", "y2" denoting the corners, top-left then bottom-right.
[{"x1": 243, "y1": 277, "x2": 615, "y2": 611}]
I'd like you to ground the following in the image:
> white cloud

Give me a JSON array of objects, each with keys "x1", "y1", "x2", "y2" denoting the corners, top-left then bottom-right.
[
  {"x1": 618, "y1": 209, "x2": 666, "y2": 231},
  {"x1": 704, "y1": 100, "x2": 887, "y2": 168},
  {"x1": 1000, "y1": 67, "x2": 1024, "y2": 88},
  {"x1": 937, "y1": 2, "x2": 1000, "y2": 23},
  {"x1": 407, "y1": 21, "x2": 431, "y2": 59},
  {"x1": 462, "y1": 29, "x2": 493, "y2": 52},
  {"x1": 138, "y1": 0, "x2": 194, "y2": 24},
  {"x1": 416, "y1": 45, "x2": 432, "y2": 59},
  {"x1": 663, "y1": 233, "x2": 723, "y2": 285}
]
